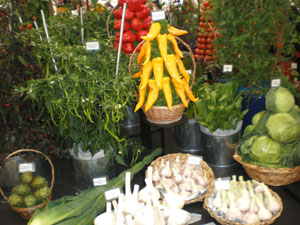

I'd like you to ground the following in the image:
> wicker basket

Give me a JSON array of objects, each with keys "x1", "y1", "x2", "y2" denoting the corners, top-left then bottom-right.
[
  {"x1": 203, "y1": 185, "x2": 283, "y2": 225},
  {"x1": 233, "y1": 151, "x2": 300, "y2": 186},
  {"x1": 0, "y1": 149, "x2": 55, "y2": 219},
  {"x1": 146, "y1": 153, "x2": 215, "y2": 204},
  {"x1": 129, "y1": 37, "x2": 196, "y2": 124}
]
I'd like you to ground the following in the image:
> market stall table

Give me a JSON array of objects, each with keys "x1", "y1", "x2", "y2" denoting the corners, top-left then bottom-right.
[{"x1": 1, "y1": 156, "x2": 300, "y2": 225}]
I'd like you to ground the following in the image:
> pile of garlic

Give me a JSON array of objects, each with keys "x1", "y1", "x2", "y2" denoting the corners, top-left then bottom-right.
[
  {"x1": 94, "y1": 168, "x2": 199, "y2": 225},
  {"x1": 151, "y1": 156, "x2": 209, "y2": 202},
  {"x1": 206, "y1": 175, "x2": 282, "y2": 224}
]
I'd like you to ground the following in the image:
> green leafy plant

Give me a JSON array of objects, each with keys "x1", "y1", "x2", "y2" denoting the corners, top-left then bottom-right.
[{"x1": 192, "y1": 80, "x2": 248, "y2": 133}]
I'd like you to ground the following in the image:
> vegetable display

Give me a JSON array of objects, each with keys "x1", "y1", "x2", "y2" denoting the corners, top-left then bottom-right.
[
  {"x1": 8, "y1": 173, "x2": 50, "y2": 208},
  {"x1": 28, "y1": 148, "x2": 162, "y2": 225},
  {"x1": 94, "y1": 167, "x2": 202, "y2": 225},
  {"x1": 205, "y1": 176, "x2": 282, "y2": 224},
  {"x1": 133, "y1": 20, "x2": 198, "y2": 113},
  {"x1": 240, "y1": 87, "x2": 300, "y2": 168},
  {"x1": 113, "y1": 0, "x2": 152, "y2": 54}
]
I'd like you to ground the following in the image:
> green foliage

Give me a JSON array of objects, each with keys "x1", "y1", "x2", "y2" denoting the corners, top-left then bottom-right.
[
  {"x1": 192, "y1": 80, "x2": 248, "y2": 132},
  {"x1": 210, "y1": 0, "x2": 299, "y2": 89}
]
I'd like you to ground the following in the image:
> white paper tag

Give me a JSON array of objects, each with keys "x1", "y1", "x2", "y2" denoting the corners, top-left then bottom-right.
[
  {"x1": 291, "y1": 62, "x2": 298, "y2": 69},
  {"x1": 93, "y1": 176, "x2": 107, "y2": 186},
  {"x1": 105, "y1": 188, "x2": 121, "y2": 201},
  {"x1": 151, "y1": 10, "x2": 166, "y2": 21},
  {"x1": 223, "y1": 64, "x2": 233, "y2": 73},
  {"x1": 271, "y1": 78, "x2": 281, "y2": 87},
  {"x1": 187, "y1": 156, "x2": 202, "y2": 165},
  {"x1": 214, "y1": 179, "x2": 230, "y2": 191},
  {"x1": 186, "y1": 70, "x2": 192, "y2": 75},
  {"x1": 71, "y1": 10, "x2": 79, "y2": 16},
  {"x1": 19, "y1": 163, "x2": 36, "y2": 173},
  {"x1": 86, "y1": 41, "x2": 100, "y2": 51}
]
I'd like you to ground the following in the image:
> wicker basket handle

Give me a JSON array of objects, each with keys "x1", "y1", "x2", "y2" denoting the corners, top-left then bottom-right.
[{"x1": 0, "y1": 149, "x2": 55, "y2": 202}]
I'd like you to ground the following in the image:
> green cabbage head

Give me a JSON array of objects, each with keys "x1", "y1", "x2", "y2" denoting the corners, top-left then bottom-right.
[
  {"x1": 266, "y1": 112, "x2": 300, "y2": 143},
  {"x1": 266, "y1": 87, "x2": 295, "y2": 112},
  {"x1": 252, "y1": 110, "x2": 265, "y2": 126},
  {"x1": 249, "y1": 135, "x2": 282, "y2": 167}
]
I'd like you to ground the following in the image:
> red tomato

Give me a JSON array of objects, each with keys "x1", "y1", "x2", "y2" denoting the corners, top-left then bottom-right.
[
  {"x1": 212, "y1": 49, "x2": 217, "y2": 53},
  {"x1": 208, "y1": 33, "x2": 214, "y2": 38},
  {"x1": 195, "y1": 48, "x2": 200, "y2": 54},
  {"x1": 276, "y1": 42, "x2": 283, "y2": 48},
  {"x1": 206, "y1": 49, "x2": 211, "y2": 55},
  {"x1": 206, "y1": 38, "x2": 212, "y2": 44},
  {"x1": 194, "y1": 54, "x2": 200, "y2": 60},
  {"x1": 205, "y1": 55, "x2": 211, "y2": 61},
  {"x1": 200, "y1": 38, "x2": 206, "y2": 44},
  {"x1": 206, "y1": 44, "x2": 212, "y2": 49},
  {"x1": 19, "y1": 25, "x2": 24, "y2": 31},
  {"x1": 199, "y1": 49, "x2": 205, "y2": 55},
  {"x1": 199, "y1": 44, "x2": 206, "y2": 49},
  {"x1": 26, "y1": 24, "x2": 32, "y2": 29},
  {"x1": 199, "y1": 33, "x2": 207, "y2": 38},
  {"x1": 203, "y1": 1, "x2": 210, "y2": 7},
  {"x1": 206, "y1": 27, "x2": 212, "y2": 33},
  {"x1": 197, "y1": 38, "x2": 201, "y2": 43},
  {"x1": 196, "y1": 43, "x2": 201, "y2": 48},
  {"x1": 209, "y1": 21, "x2": 214, "y2": 27},
  {"x1": 199, "y1": 22, "x2": 207, "y2": 27},
  {"x1": 200, "y1": 16, "x2": 205, "y2": 22}
]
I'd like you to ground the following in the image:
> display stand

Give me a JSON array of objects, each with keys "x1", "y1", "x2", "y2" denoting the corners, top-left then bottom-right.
[{"x1": 141, "y1": 115, "x2": 187, "y2": 155}]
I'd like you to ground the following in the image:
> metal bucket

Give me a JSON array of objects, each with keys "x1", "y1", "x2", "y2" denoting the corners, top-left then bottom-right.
[
  {"x1": 201, "y1": 124, "x2": 242, "y2": 167},
  {"x1": 174, "y1": 118, "x2": 203, "y2": 155},
  {"x1": 120, "y1": 103, "x2": 141, "y2": 137},
  {"x1": 71, "y1": 151, "x2": 115, "y2": 191}
]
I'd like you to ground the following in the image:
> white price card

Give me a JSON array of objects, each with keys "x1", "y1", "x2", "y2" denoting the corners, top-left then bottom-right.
[
  {"x1": 86, "y1": 41, "x2": 100, "y2": 51},
  {"x1": 223, "y1": 64, "x2": 233, "y2": 73},
  {"x1": 93, "y1": 176, "x2": 107, "y2": 186},
  {"x1": 187, "y1": 156, "x2": 202, "y2": 165},
  {"x1": 151, "y1": 10, "x2": 166, "y2": 21},
  {"x1": 291, "y1": 62, "x2": 298, "y2": 69},
  {"x1": 105, "y1": 187, "x2": 121, "y2": 201},
  {"x1": 19, "y1": 163, "x2": 36, "y2": 173},
  {"x1": 186, "y1": 70, "x2": 192, "y2": 75},
  {"x1": 271, "y1": 78, "x2": 281, "y2": 87},
  {"x1": 214, "y1": 179, "x2": 230, "y2": 191}
]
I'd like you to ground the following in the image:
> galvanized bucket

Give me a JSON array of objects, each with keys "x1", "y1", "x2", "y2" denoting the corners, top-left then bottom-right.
[
  {"x1": 174, "y1": 118, "x2": 203, "y2": 155},
  {"x1": 70, "y1": 149, "x2": 115, "y2": 191},
  {"x1": 200, "y1": 122, "x2": 242, "y2": 167},
  {"x1": 120, "y1": 103, "x2": 141, "y2": 137}
]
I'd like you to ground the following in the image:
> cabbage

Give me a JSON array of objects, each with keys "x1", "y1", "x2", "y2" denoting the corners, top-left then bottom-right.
[
  {"x1": 252, "y1": 110, "x2": 265, "y2": 126},
  {"x1": 289, "y1": 105, "x2": 300, "y2": 122},
  {"x1": 249, "y1": 135, "x2": 282, "y2": 167},
  {"x1": 266, "y1": 112, "x2": 300, "y2": 143},
  {"x1": 243, "y1": 125, "x2": 255, "y2": 136},
  {"x1": 266, "y1": 87, "x2": 295, "y2": 112}
]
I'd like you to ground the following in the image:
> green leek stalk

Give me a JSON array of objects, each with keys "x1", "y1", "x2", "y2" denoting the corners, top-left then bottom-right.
[{"x1": 28, "y1": 148, "x2": 162, "y2": 225}]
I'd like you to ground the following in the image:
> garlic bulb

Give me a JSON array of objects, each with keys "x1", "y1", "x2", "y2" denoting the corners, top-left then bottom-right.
[
  {"x1": 160, "y1": 161, "x2": 172, "y2": 178},
  {"x1": 218, "y1": 191, "x2": 228, "y2": 214},
  {"x1": 94, "y1": 202, "x2": 115, "y2": 225},
  {"x1": 115, "y1": 193, "x2": 126, "y2": 225},
  {"x1": 226, "y1": 191, "x2": 243, "y2": 221},
  {"x1": 153, "y1": 167, "x2": 160, "y2": 183},
  {"x1": 167, "y1": 209, "x2": 191, "y2": 225},
  {"x1": 123, "y1": 172, "x2": 133, "y2": 215},
  {"x1": 262, "y1": 184, "x2": 281, "y2": 213},
  {"x1": 213, "y1": 190, "x2": 222, "y2": 209},
  {"x1": 243, "y1": 198, "x2": 260, "y2": 224},
  {"x1": 255, "y1": 194, "x2": 272, "y2": 221},
  {"x1": 133, "y1": 195, "x2": 155, "y2": 225}
]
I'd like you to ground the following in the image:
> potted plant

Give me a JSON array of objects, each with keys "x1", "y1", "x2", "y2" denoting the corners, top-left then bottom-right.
[
  {"x1": 191, "y1": 80, "x2": 248, "y2": 167},
  {"x1": 16, "y1": 8, "x2": 143, "y2": 190}
]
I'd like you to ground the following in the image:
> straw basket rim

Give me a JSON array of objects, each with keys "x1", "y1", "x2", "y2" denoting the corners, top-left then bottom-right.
[
  {"x1": 145, "y1": 153, "x2": 215, "y2": 204},
  {"x1": 0, "y1": 149, "x2": 55, "y2": 219},
  {"x1": 233, "y1": 150, "x2": 300, "y2": 186},
  {"x1": 203, "y1": 183, "x2": 283, "y2": 225}
]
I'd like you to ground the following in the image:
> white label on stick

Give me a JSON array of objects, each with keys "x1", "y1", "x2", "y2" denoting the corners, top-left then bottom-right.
[
  {"x1": 187, "y1": 156, "x2": 202, "y2": 165},
  {"x1": 214, "y1": 179, "x2": 230, "y2": 191},
  {"x1": 86, "y1": 41, "x2": 100, "y2": 51},
  {"x1": 186, "y1": 70, "x2": 192, "y2": 75},
  {"x1": 271, "y1": 79, "x2": 281, "y2": 87},
  {"x1": 19, "y1": 163, "x2": 36, "y2": 173},
  {"x1": 105, "y1": 188, "x2": 121, "y2": 201},
  {"x1": 151, "y1": 10, "x2": 166, "y2": 21},
  {"x1": 93, "y1": 177, "x2": 107, "y2": 186},
  {"x1": 223, "y1": 64, "x2": 233, "y2": 73},
  {"x1": 291, "y1": 62, "x2": 298, "y2": 69}
]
